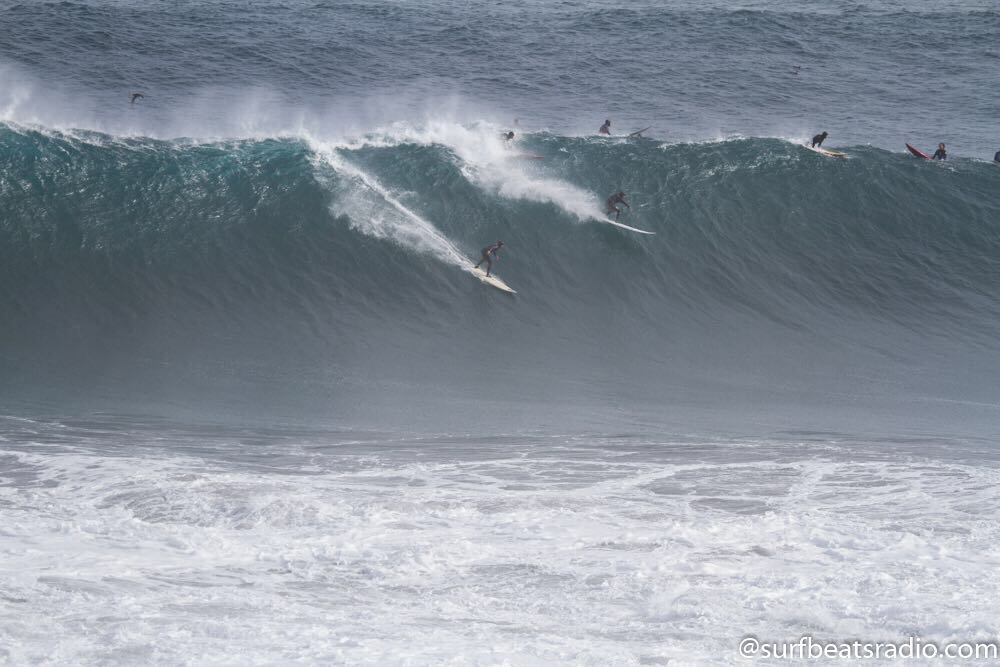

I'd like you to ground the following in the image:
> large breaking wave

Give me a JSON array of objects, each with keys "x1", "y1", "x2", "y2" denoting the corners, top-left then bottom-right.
[{"x1": 2, "y1": 121, "x2": 999, "y2": 427}]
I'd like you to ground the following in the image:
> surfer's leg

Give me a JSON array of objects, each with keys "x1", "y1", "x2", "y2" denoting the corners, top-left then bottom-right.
[{"x1": 485, "y1": 257, "x2": 492, "y2": 277}]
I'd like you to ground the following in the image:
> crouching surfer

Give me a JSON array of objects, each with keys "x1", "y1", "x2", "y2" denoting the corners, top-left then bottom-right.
[
  {"x1": 474, "y1": 241, "x2": 505, "y2": 277},
  {"x1": 606, "y1": 191, "x2": 630, "y2": 221}
]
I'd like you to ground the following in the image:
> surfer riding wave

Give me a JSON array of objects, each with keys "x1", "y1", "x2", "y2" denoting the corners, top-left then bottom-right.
[{"x1": 474, "y1": 241, "x2": 505, "y2": 277}]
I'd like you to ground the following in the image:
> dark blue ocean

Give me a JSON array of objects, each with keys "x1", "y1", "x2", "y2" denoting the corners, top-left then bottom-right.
[{"x1": 2, "y1": 1, "x2": 1000, "y2": 663}]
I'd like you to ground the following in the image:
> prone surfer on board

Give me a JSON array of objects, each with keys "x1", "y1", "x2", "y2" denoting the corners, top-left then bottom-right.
[
  {"x1": 932, "y1": 143, "x2": 947, "y2": 160},
  {"x1": 606, "y1": 191, "x2": 630, "y2": 221},
  {"x1": 474, "y1": 241, "x2": 505, "y2": 277},
  {"x1": 811, "y1": 131, "x2": 828, "y2": 148},
  {"x1": 599, "y1": 120, "x2": 611, "y2": 135}
]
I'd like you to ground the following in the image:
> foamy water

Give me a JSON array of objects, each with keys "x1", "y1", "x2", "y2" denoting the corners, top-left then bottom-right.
[
  {"x1": 3, "y1": 417, "x2": 998, "y2": 664},
  {"x1": 3, "y1": 0, "x2": 1000, "y2": 662}
]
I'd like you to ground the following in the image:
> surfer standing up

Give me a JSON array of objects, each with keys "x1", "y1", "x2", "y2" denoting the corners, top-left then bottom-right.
[
  {"x1": 599, "y1": 120, "x2": 611, "y2": 135},
  {"x1": 811, "y1": 131, "x2": 828, "y2": 148},
  {"x1": 932, "y1": 143, "x2": 947, "y2": 160},
  {"x1": 474, "y1": 241, "x2": 504, "y2": 277},
  {"x1": 606, "y1": 191, "x2": 630, "y2": 221}
]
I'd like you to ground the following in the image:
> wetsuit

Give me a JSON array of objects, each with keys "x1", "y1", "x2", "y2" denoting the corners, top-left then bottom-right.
[
  {"x1": 606, "y1": 193, "x2": 629, "y2": 220},
  {"x1": 994, "y1": 150, "x2": 1000, "y2": 164},
  {"x1": 599, "y1": 122, "x2": 611, "y2": 135},
  {"x1": 811, "y1": 133, "x2": 827, "y2": 148},
  {"x1": 932, "y1": 147, "x2": 947, "y2": 160},
  {"x1": 474, "y1": 243, "x2": 503, "y2": 277}
]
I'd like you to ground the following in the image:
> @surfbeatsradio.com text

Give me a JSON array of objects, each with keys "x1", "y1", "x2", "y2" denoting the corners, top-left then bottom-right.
[{"x1": 738, "y1": 635, "x2": 1000, "y2": 661}]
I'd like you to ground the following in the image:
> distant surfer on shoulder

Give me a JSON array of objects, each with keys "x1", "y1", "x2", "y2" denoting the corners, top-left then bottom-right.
[
  {"x1": 606, "y1": 191, "x2": 630, "y2": 221},
  {"x1": 599, "y1": 119, "x2": 611, "y2": 136},
  {"x1": 474, "y1": 241, "x2": 505, "y2": 277},
  {"x1": 932, "y1": 143, "x2": 947, "y2": 160},
  {"x1": 811, "y1": 131, "x2": 828, "y2": 148}
]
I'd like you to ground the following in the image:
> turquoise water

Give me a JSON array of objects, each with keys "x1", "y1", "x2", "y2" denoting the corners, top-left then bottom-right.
[
  {"x1": 2, "y1": 127, "x2": 998, "y2": 432},
  {"x1": 2, "y1": 1, "x2": 1000, "y2": 662}
]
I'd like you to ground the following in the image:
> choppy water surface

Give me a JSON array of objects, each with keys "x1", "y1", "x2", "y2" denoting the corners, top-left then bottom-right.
[{"x1": 2, "y1": 0, "x2": 999, "y2": 662}]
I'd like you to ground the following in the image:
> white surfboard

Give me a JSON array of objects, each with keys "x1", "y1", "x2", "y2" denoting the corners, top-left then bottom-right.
[
  {"x1": 597, "y1": 217, "x2": 656, "y2": 235},
  {"x1": 468, "y1": 266, "x2": 516, "y2": 293},
  {"x1": 802, "y1": 143, "x2": 847, "y2": 158}
]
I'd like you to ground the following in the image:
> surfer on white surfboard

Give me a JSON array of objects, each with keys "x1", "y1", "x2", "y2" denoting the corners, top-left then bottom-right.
[
  {"x1": 473, "y1": 241, "x2": 505, "y2": 278},
  {"x1": 606, "y1": 191, "x2": 630, "y2": 221},
  {"x1": 811, "y1": 131, "x2": 828, "y2": 148},
  {"x1": 932, "y1": 143, "x2": 947, "y2": 160}
]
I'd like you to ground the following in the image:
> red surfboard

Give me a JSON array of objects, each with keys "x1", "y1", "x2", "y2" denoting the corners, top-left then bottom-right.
[{"x1": 906, "y1": 143, "x2": 930, "y2": 159}]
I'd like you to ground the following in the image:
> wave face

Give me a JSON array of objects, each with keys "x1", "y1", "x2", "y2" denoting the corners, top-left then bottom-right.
[{"x1": 2, "y1": 123, "x2": 1000, "y2": 431}]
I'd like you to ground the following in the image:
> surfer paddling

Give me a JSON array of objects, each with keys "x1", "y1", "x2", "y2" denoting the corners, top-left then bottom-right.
[
  {"x1": 606, "y1": 191, "x2": 630, "y2": 221},
  {"x1": 474, "y1": 241, "x2": 505, "y2": 277},
  {"x1": 599, "y1": 119, "x2": 611, "y2": 136},
  {"x1": 811, "y1": 131, "x2": 828, "y2": 148},
  {"x1": 932, "y1": 143, "x2": 947, "y2": 160}
]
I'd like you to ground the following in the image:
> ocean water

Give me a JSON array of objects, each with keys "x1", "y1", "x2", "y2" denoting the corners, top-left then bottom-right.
[{"x1": 2, "y1": 0, "x2": 1000, "y2": 663}]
